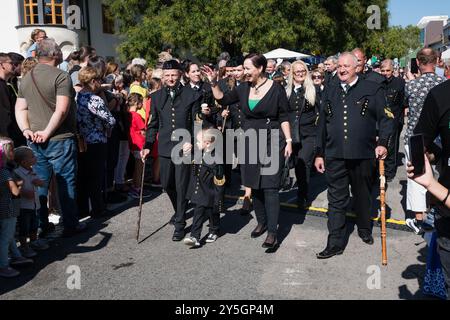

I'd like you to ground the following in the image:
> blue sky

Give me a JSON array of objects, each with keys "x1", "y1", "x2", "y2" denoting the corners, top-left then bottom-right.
[{"x1": 389, "y1": 0, "x2": 450, "y2": 27}]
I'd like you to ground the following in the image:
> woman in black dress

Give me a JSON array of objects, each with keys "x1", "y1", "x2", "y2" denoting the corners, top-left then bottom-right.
[
  {"x1": 285, "y1": 60, "x2": 321, "y2": 208},
  {"x1": 202, "y1": 54, "x2": 292, "y2": 249}
]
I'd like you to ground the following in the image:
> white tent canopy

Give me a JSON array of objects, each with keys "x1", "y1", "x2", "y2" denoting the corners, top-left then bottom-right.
[
  {"x1": 263, "y1": 48, "x2": 311, "y2": 60},
  {"x1": 442, "y1": 48, "x2": 450, "y2": 60}
]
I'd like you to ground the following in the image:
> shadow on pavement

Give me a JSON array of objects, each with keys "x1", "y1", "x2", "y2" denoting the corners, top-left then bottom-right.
[{"x1": 0, "y1": 188, "x2": 163, "y2": 296}]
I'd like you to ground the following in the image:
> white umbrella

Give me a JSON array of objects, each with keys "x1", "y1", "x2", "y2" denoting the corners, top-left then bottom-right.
[
  {"x1": 442, "y1": 48, "x2": 450, "y2": 60},
  {"x1": 264, "y1": 48, "x2": 311, "y2": 60}
]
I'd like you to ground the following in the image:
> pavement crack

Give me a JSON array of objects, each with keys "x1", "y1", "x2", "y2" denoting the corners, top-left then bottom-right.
[{"x1": 112, "y1": 262, "x2": 135, "y2": 270}]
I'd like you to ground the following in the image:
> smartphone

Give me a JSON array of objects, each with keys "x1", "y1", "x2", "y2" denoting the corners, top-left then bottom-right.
[
  {"x1": 408, "y1": 134, "x2": 425, "y2": 176},
  {"x1": 410, "y1": 58, "x2": 419, "y2": 74}
]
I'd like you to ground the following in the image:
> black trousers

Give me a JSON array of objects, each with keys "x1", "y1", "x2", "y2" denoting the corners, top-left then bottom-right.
[
  {"x1": 77, "y1": 143, "x2": 107, "y2": 216},
  {"x1": 385, "y1": 120, "x2": 403, "y2": 179},
  {"x1": 252, "y1": 188, "x2": 280, "y2": 235},
  {"x1": 190, "y1": 205, "x2": 220, "y2": 240},
  {"x1": 159, "y1": 156, "x2": 190, "y2": 233},
  {"x1": 325, "y1": 158, "x2": 376, "y2": 249},
  {"x1": 294, "y1": 136, "x2": 316, "y2": 203},
  {"x1": 106, "y1": 126, "x2": 120, "y2": 190}
]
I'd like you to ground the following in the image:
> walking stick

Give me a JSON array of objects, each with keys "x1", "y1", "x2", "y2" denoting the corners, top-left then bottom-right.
[
  {"x1": 379, "y1": 159, "x2": 388, "y2": 266},
  {"x1": 136, "y1": 114, "x2": 152, "y2": 242},
  {"x1": 221, "y1": 106, "x2": 229, "y2": 133}
]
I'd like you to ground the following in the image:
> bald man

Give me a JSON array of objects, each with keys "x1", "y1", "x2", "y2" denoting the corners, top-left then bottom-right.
[
  {"x1": 352, "y1": 48, "x2": 385, "y2": 85},
  {"x1": 315, "y1": 52, "x2": 394, "y2": 259}
]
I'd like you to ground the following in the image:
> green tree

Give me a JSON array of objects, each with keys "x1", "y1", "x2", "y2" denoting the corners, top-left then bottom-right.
[
  {"x1": 365, "y1": 25, "x2": 421, "y2": 59},
  {"x1": 106, "y1": 0, "x2": 390, "y2": 63}
]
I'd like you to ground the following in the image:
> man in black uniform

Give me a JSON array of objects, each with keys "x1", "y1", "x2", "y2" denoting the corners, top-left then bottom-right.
[
  {"x1": 314, "y1": 52, "x2": 394, "y2": 259},
  {"x1": 381, "y1": 59, "x2": 405, "y2": 181},
  {"x1": 324, "y1": 55, "x2": 339, "y2": 87},
  {"x1": 352, "y1": 48, "x2": 385, "y2": 85},
  {"x1": 141, "y1": 60, "x2": 201, "y2": 241}
]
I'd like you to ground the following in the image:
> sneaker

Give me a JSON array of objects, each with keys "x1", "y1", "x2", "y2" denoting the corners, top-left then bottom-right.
[
  {"x1": 205, "y1": 233, "x2": 218, "y2": 243},
  {"x1": 20, "y1": 247, "x2": 37, "y2": 258},
  {"x1": 406, "y1": 218, "x2": 424, "y2": 235},
  {"x1": 10, "y1": 256, "x2": 33, "y2": 267},
  {"x1": 0, "y1": 267, "x2": 20, "y2": 278},
  {"x1": 30, "y1": 239, "x2": 49, "y2": 251},
  {"x1": 183, "y1": 236, "x2": 200, "y2": 247}
]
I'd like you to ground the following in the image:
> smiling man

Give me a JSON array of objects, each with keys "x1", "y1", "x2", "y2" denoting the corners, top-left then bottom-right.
[
  {"x1": 314, "y1": 52, "x2": 394, "y2": 259},
  {"x1": 141, "y1": 60, "x2": 202, "y2": 241}
]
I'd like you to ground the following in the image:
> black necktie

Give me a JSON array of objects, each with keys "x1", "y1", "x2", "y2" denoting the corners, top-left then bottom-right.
[{"x1": 344, "y1": 84, "x2": 350, "y2": 93}]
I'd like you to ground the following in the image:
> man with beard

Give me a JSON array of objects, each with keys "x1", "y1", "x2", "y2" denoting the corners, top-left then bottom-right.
[
  {"x1": 0, "y1": 53, "x2": 25, "y2": 146},
  {"x1": 141, "y1": 60, "x2": 201, "y2": 241}
]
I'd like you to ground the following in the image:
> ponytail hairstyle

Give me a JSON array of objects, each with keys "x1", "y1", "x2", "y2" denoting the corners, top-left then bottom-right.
[{"x1": 0, "y1": 137, "x2": 14, "y2": 170}]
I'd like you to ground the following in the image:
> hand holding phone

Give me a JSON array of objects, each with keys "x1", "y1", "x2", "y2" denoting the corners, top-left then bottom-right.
[
  {"x1": 410, "y1": 58, "x2": 419, "y2": 75},
  {"x1": 408, "y1": 134, "x2": 425, "y2": 176}
]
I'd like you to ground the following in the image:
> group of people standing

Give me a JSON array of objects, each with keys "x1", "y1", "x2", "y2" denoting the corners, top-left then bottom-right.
[
  {"x1": 1, "y1": 30, "x2": 450, "y2": 299},
  {"x1": 136, "y1": 48, "x2": 398, "y2": 257}
]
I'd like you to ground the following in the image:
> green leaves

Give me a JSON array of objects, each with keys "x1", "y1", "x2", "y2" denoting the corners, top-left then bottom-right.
[{"x1": 107, "y1": 0, "x2": 407, "y2": 63}]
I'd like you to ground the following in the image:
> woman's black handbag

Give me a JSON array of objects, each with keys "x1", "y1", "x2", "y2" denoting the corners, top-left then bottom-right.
[{"x1": 280, "y1": 157, "x2": 293, "y2": 190}]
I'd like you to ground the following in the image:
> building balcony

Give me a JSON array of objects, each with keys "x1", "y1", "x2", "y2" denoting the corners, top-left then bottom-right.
[{"x1": 16, "y1": 24, "x2": 79, "y2": 58}]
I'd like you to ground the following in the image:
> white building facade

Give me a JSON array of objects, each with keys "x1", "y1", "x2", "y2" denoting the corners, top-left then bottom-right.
[{"x1": 0, "y1": 0, "x2": 120, "y2": 59}]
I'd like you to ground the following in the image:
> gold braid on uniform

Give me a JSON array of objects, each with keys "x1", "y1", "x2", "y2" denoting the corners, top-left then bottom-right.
[{"x1": 214, "y1": 175, "x2": 226, "y2": 186}]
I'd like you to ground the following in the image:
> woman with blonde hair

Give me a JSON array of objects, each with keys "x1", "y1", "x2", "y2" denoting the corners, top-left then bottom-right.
[{"x1": 286, "y1": 60, "x2": 320, "y2": 208}]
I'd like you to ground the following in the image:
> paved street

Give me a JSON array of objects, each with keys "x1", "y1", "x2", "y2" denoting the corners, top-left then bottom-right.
[{"x1": 0, "y1": 186, "x2": 429, "y2": 300}]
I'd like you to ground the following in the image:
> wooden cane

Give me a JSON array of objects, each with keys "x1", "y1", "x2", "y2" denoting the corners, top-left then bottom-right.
[
  {"x1": 136, "y1": 113, "x2": 152, "y2": 242},
  {"x1": 136, "y1": 158, "x2": 146, "y2": 242},
  {"x1": 379, "y1": 160, "x2": 388, "y2": 266},
  {"x1": 221, "y1": 106, "x2": 229, "y2": 133}
]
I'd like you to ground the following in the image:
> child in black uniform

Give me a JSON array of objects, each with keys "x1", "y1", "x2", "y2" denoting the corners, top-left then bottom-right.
[{"x1": 184, "y1": 129, "x2": 225, "y2": 248}]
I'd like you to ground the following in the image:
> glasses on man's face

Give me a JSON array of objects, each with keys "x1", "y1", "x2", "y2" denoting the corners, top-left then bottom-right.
[{"x1": 294, "y1": 70, "x2": 307, "y2": 75}]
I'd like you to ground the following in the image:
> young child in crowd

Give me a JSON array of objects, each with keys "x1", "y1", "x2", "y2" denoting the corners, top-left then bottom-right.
[
  {"x1": 184, "y1": 129, "x2": 225, "y2": 248},
  {"x1": 0, "y1": 138, "x2": 33, "y2": 278},
  {"x1": 14, "y1": 147, "x2": 49, "y2": 258},
  {"x1": 127, "y1": 93, "x2": 147, "y2": 199}
]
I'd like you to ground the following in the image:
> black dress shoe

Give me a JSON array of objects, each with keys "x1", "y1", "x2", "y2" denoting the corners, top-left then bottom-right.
[
  {"x1": 172, "y1": 232, "x2": 184, "y2": 242},
  {"x1": 316, "y1": 246, "x2": 344, "y2": 259},
  {"x1": 360, "y1": 234, "x2": 374, "y2": 245},
  {"x1": 262, "y1": 234, "x2": 278, "y2": 249},
  {"x1": 251, "y1": 224, "x2": 267, "y2": 238}
]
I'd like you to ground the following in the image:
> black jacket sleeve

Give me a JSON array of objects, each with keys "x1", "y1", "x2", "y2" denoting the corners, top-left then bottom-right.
[
  {"x1": 376, "y1": 86, "x2": 393, "y2": 148},
  {"x1": 414, "y1": 92, "x2": 441, "y2": 153},
  {"x1": 216, "y1": 86, "x2": 240, "y2": 107},
  {"x1": 144, "y1": 95, "x2": 159, "y2": 150},
  {"x1": 315, "y1": 88, "x2": 328, "y2": 158}
]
